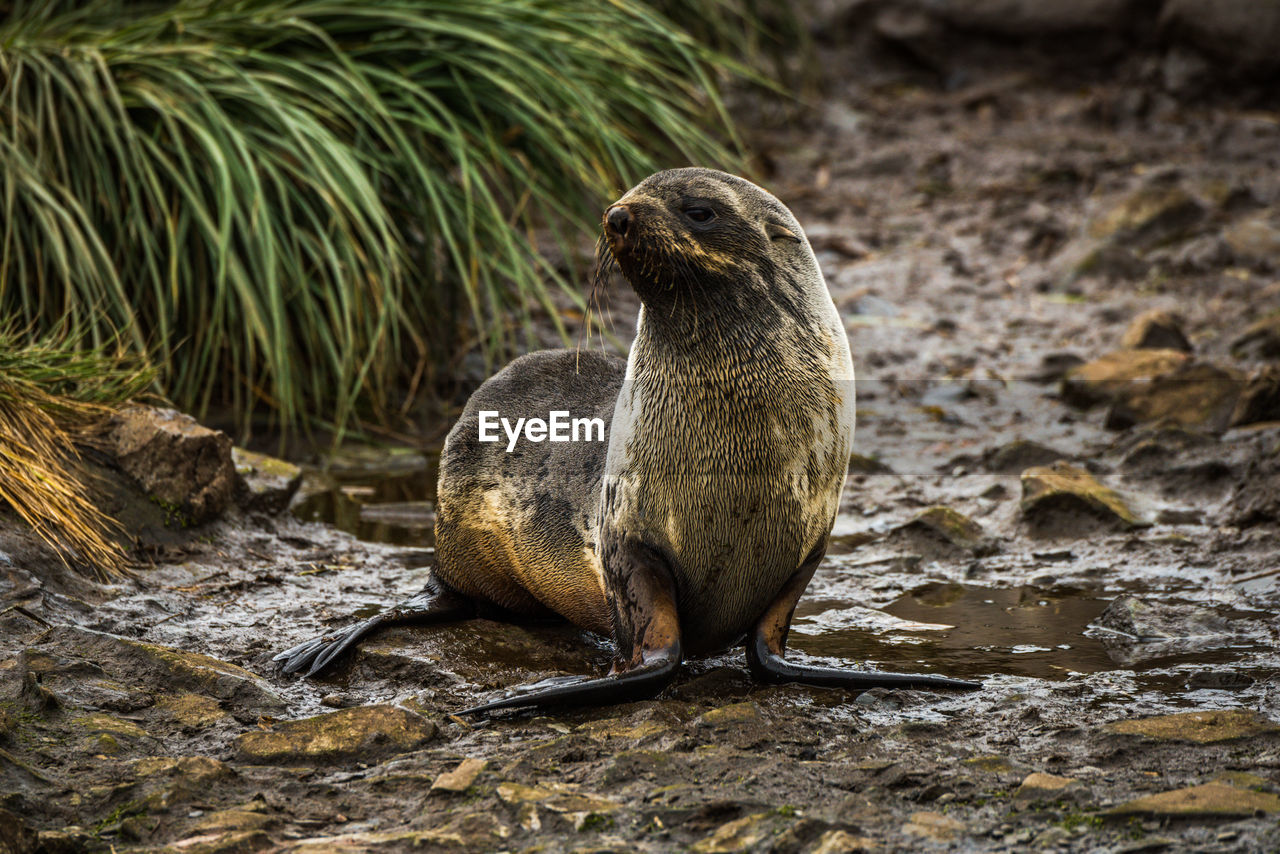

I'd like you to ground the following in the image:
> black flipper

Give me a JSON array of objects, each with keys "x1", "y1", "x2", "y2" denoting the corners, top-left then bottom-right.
[
  {"x1": 747, "y1": 548, "x2": 983, "y2": 693},
  {"x1": 747, "y1": 632, "x2": 982, "y2": 691},
  {"x1": 456, "y1": 645, "x2": 682, "y2": 715},
  {"x1": 457, "y1": 538, "x2": 682, "y2": 715},
  {"x1": 274, "y1": 575, "x2": 474, "y2": 677}
]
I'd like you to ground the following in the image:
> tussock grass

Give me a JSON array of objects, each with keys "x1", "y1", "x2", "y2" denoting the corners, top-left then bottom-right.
[
  {"x1": 0, "y1": 328, "x2": 154, "y2": 581},
  {"x1": 0, "y1": 0, "x2": 743, "y2": 437}
]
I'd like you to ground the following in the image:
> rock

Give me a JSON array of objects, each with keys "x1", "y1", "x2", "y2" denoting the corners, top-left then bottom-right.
[
  {"x1": 1187, "y1": 671, "x2": 1255, "y2": 691},
  {"x1": 849, "y1": 453, "x2": 893, "y2": 474},
  {"x1": 494, "y1": 781, "x2": 618, "y2": 814},
  {"x1": 1061, "y1": 349, "x2": 1189, "y2": 409},
  {"x1": 282, "y1": 829, "x2": 472, "y2": 852},
  {"x1": 73, "y1": 712, "x2": 149, "y2": 754},
  {"x1": 1170, "y1": 233, "x2": 1233, "y2": 272},
  {"x1": 134, "y1": 755, "x2": 232, "y2": 786},
  {"x1": 695, "y1": 702, "x2": 771, "y2": 748},
  {"x1": 935, "y1": 0, "x2": 1137, "y2": 35},
  {"x1": 431, "y1": 758, "x2": 486, "y2": 793},
  {"x1": 1160, "y1": 45, "x2": 1212, "y2": 95},
  {"x1": 155, "y1": 693, "x2": 228, "y2": 728},
  {"x1": 1212, "y1": 771, "x2": 1272, "y2": 791},
  {"x1": 889, "y1": 506, "x2": 994, "y2": 557},
  {"x1": 873, "y1": 6, "x2": 946, "y2": 68},
  {"x1": 1104, "y1": 782, "x2": 1280, "y2": 818},
  {"x1": 1230, "y1": 366, "x2": 1280, "y2": 426},
  {"x1": 1104, "y1": 362, "x2": 1243, "y2": 432},
  {"x1": 962, "y1": 755, "x2": 1015, "y2": 773},
  {"x1": 104, "y1": 406, "x2": 236, "y2": 525},
  {"x1": 902, "y1": 810, "x2": 965, "y2": 843},
  {"x1": 577, "y1": 717, "x2": 671, "y2": 741},
  {"x1": 691, "y1": 812, "x2": 776, "y2": 853},
  {"x1": 1014, "y1": 772, "x2": 1083, "y2": 803},
  {"x1": 697, "y1": 701, "x2": 762, "y2": 728},
  {"x1": 1120, "y1": 310, "x2": 1192, "y2": 352},
  {"x1": 810, "y1": 829, "x2": 877, "y2": 853},
  {"x1": 1021, "y1": 462, "x2": 1146, "y2": 534},
  {"x1": 1232, "y1": 315, "x2": 1280, "y2": 361},
  {"x1": 1089, "y1": 596, "x2": 1250, "y2": 666},
  {"x1": 1160, "y1": 0, "x2": 1280, "y2": 73},
  {"x1": 232, "y1": 448, "x2": 303, "y2": 514},
  {"x1": 235, "y1": 705, "x2": 437, "y2": 764},
  {"x1": 192, "y1": 809, "x2": 274, "y2": 833},
  {"x1": 1055, "y1": 185, "x2": 1205, "y2": 284},
  {"x1": 1222, "y1": 213, "x2": 1280, "y2": 271},
  {"x1": 1092, "y1": 595, "x2": 1232, "y2": 641},
  {"x1": 1026, "y1": 352, "x2": 1085, "y2": 384},
  {"x1": 1089, "y1": 185, "x2": 1205, "y2": 248},
  {"x1": 167, "y1": 830, "x2": 272, "y2": 854},
  {"x1": 1105, "y1": 710, "x2": 1279, "y2": 744},
  {"x1": 983, "y1": 440, "x2": 1066, "y2": 474},
  {"x1": 0, "y1": 808, "x2": 39, "y2": 854},
  {"x1": 51, "y1": 627, "x2": 283, "y2": 716}
]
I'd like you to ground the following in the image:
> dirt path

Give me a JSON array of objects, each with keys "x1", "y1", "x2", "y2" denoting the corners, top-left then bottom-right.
[{"x1": 3, "y1": 38, "x2": 1280, "y2": 854}]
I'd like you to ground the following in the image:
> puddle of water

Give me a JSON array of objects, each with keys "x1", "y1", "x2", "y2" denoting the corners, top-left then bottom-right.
[
  {"x1": 794, "y1": 583, "x2": 1112, "y2": 681},
  {"x1": 791, "y1": 583, "x2": 1269, "y2": 683},
  {"x1": 291, "y1": 448, "x2": 439, "y2": 547}
]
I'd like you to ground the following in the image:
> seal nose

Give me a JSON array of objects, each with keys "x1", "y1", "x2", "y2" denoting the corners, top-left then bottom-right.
[{"x1": 606, "y1": 205, "x2": 632, "y2": 237}]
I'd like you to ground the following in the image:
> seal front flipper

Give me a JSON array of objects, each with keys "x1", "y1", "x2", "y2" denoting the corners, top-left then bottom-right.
[
  {"x1": 274, "y1": 574, "x2": 473, "y2": 677},
  {"x1": 747, "y1": 551, "x2": 983, "y2": 693},
  {"x1": 458, "y1": 541, "x2": 682, "y2": 715}
]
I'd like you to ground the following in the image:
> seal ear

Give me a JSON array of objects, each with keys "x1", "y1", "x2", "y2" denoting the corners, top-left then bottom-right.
[{"x1": 765, "y1": 221, "x2": 801, "y2": 243}]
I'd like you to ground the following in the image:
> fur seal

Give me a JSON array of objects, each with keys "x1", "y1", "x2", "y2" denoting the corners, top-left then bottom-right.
[{"x1": 275, "y1": 168, "x2": 981, "y2": 711}]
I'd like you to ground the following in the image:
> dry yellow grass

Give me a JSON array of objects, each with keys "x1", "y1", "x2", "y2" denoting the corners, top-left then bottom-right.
[{"x1": 0, "y1": 331, "x2": 154, "y2": 582}]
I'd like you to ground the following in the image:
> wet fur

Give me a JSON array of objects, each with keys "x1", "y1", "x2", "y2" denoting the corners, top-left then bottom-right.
[{"x1": 435, "y1": 168, "x2": 855, "y2": 659}]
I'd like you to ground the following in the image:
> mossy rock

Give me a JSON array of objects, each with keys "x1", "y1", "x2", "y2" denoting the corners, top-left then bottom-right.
[
  {"x1": 890, "y1": 506, "x2": 995, "y2": 556},
  {"x1": 1104, "y1": 709, "x2": 1279, "y2": 744},
  {"x1": 1105, "y1": 361, "x2": 1243, "y2": 432},
  {"x1": 234, "y1": 705, "x2": 436, "y2": 764},
  {"x1": 1021, "y1": 462, "x2": 1147, "y2": 534},
  {"x1": 1061, "y1": 349, "x2": 1189, "y2": 408},
  {"x1": 1104, "y1": 782, "x2": 1280, "y2": 818},
  {"x1": 155, "y1": 693, "x2": 228, "y2": 728},
  {"x1": 54, "y1": 626, "x2": 284, "y2": 715}
]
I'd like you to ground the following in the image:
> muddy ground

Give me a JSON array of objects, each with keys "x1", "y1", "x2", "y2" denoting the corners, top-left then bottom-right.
[{"x1": 4, "y1": 14, "x2": 1280, "y2": 854}]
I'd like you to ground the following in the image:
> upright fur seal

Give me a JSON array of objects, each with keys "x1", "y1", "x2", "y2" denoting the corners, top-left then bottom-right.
[{"x1": 275, "y1": 168, "x2": 980, "y2": 710}]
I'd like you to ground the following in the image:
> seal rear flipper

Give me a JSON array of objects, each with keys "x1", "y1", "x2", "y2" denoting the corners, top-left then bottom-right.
[
  {"x1": 747, "y1": 556, "x2": 983, "y2": 693},
  {"x1": 274, "y1": 575, "x2": 474, "y2": 677},
  {"x1": 456, "y1": 645, "x2": 682, "y2": 715},
  {"x1": 458, "y1": 541, "x2": 683, "y2": 715}
]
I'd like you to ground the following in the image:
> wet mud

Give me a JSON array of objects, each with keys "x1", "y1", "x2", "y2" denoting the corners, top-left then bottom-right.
[{"x1": 4, "y1": 25, "x2": 1280, "y2": 854}]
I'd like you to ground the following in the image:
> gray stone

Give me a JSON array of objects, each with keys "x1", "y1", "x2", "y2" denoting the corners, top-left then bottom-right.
[
  {"x1": 235, "y1": 705, "x2": 437, "y2": 764},
  {"x1": 233, "y1": 448, "x2": 302, "y2": 514},
  {"x1": 104, "y1": 406, "x2": 235, "y2": 525},
  {"x1": 937, "y1": 0, "x2": 1138, "y2": 35},
  {"x1": 1104, "y1": 361, "x2": 1243, "y2": 432},
  {"x1": 1232, "y1": 315, "x2": 1280, "y2": 361},
  {"x1": 1223, "y1": 213, "x2": 1280, "y2": 271},
  {"x1": 1120, "y1": 309, "x2": 1191, "y2": 352},
  {"x1": 1160, "y1": 0, "x2": 1280, "y2": 73},
  {"x1": 1231, "y1": 366, "x2": 1280, "y2": 427}
]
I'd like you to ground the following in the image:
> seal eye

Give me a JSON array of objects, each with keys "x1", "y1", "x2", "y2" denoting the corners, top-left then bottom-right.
[{"x1": 683, "y1": 206, "x2": 715, "y2": 224}]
